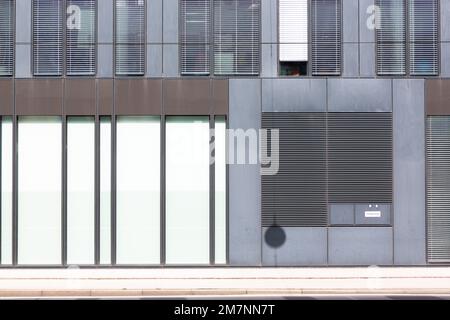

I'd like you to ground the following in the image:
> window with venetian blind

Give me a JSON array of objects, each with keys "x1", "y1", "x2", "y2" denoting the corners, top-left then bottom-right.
[
  {"x1": 33, "y1": 0, "x2": 96, "y2": 76},
  {"x1": 115, "y1": 0, "x2": 146, "y2": 76},
  {"x1": 376, "y1": 0, "x2": 439, "y2": 76},
  {"x1": 0, "y1": 0, "x2": 14, "y2": 76}
]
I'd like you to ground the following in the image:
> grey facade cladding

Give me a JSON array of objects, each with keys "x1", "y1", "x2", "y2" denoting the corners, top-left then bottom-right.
[{"x1": 0, "y1": 0, "x2": 446, "y2": 267}]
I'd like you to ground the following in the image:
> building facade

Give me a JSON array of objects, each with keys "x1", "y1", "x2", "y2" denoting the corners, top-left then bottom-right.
[{"x1": 0, "y1": 0, "x2": 449, "y2": 267}]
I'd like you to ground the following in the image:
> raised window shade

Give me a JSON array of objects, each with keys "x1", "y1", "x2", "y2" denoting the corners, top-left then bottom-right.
[
  {"x1": 166, "y1": 117, "x2": 210, "y2": 265},
  {"x1": 409, "y1": 0, "x2": 439, "y2": 76},
  {"x1": 33, "y1": 0, "x2": 64, "y2": 76},
  {"x1": 67, "y1": 117, "x2": 95, "y2": 265},
  {"x1": 66, "y1": 0, "x2": 96, "y2": 76},
  {"x1": 214, "y1": 0, "x2": 260, "y2": 76},
  {"x1": 181, "y1": 0, "x2": 211, "y2": 75},
  {"x1": 0, "y1": 0, "x2": 13, "y2": 76},
  {"x1": 18, "y1": 117, "x2": 62, "y2": 265},
  {"x1": 115, "y1": 0, "x2": 146, "y2": 76},
  {"x1": 279, "y1": 0, "x2": 308, "y2": 62},
  {"x1": 311, "y1": 0, "x2": 342, "y2": 76},
  {"x1": 376, "y1": 0, "x2": 406, "y2": 75},
  {"x1": 116, "y1": 117, "x2": 160, "y2": 264}
]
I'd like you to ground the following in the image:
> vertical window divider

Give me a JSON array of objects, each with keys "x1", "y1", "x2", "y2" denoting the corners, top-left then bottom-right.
[
  {"x1": 62, "y1": 115, "x2": 67, "y2": 266},
  {"x1": 111, "y1": 114, "x2": 117, "y2": 266},
  {"x1": 209, "y1": 115, "x2": 215, "y2": 265},
  {"x1": 12, "y1": 115, "x2": 17, "y2": 266},
  {"x1": 0, "y1": 117, "x2": 2, "y2": 265},
  {"x1": 94, "y1": 115, "x2": 100, "y2": 265},
  {"x1": 160, "y1": 115, "x2": 166, "y2": 265}
]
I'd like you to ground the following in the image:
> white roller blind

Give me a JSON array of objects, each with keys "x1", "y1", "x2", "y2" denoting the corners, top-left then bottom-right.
[
  {"x1": 214, "y1": 0, "x2": 260, "y2": 76},
  {"x1": 115, "y1": 0, "x2": 146, "y2": 76},
  {"x1": 33, "y1": 0, "x2": 64, "y2": 76},
  {"x1": 279, "y1": 0, "x2": 308, "y2": 62},
  {"x1": 0, "y1": 0, "x2": 13, "y2": 76},
  {"x1": 376, "y1": 0, "x2": 406, "y2": 75},
  {"x1": 311, "y1": 0, "x2": 341, "y2": 75},
  {"x1": 409, "y1": 0, "x2": 439, "y2": 76},
  {"x1": 66, "y1": 0, "x2": 96, "y2": 75},
  {"x1": 181, "y1": 0, "x2": 211, "y2": 75}
]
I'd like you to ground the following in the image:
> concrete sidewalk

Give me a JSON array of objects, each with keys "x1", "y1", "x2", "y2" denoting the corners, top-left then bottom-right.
[{"x1": 1, "y1": 267, "x2": 450, "y2": 297}]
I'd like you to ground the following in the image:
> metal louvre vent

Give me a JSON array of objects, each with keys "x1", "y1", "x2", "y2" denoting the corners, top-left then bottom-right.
[
  {"x1": 376, "y1": 0, "x2": 406, "y2": 75},
  {"x1": 214, "y1": 0, "x2": 260, "y2": 76},
  {"x1": 180, "y1": 0, "x2": 210, "y2": 75},
  {"x1": 261, "y1": 113, "x2": 327, "y2": 227},
  {"x1": 408, "y1": 0, "x2": 439, "y2": 76},
  {"x1": 0, "y1": 0, "x2": 13, "y2": 76},
  {"x1": 427, "y1": 116, "x2": 450, "y2": 262},
  {"x1": 115, "y1": 0, "x2": 146, "y2": 76},
  {"x1": 33, "y1": 0, "x2": 64, "y2": 76},
  {"x1": 311, "y1": 0, "x2": 342, "y2": 76},
  {"x1": 66, "y1": 0, "x2": 96, "y2": 76},
  {"x1": 328, "y1": 113, "x2": 393, "y2": 203}
]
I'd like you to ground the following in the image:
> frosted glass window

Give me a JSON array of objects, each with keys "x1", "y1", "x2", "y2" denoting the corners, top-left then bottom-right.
[
  {"x1": 116, "y1": 117, "x2": 160, "y2": 264},
  {"x1": 215, "y1": 117, "x2": 227, "y2": 264},
  {"x1": 100, "y1": 117, "x2": 111, "y2": 265},
  {"x1": 166, "y1": 117, "x2": 210, "y2": 265},
  {"x1": 1, "y1": 117, "x2": 13, "y2": 264},
  {"x1": 18, "y1": 117, "x2": 61, "y2": 265},
  {"x1": 67, "y1": 117, "x2": 95, "y2": 265}
]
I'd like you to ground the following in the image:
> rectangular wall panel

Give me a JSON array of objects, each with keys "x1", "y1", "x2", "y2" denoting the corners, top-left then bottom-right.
[
  {"x1": 67, "y1": 117, "x2": 95, "y2": 265},
  {"x1": 116, "y1": 116, "x2": 160, "y2": 264},
  {"x1": 18, "y1": 117, "x2": 62, "y2": 265},
  {"x1": 166, "y1": 117, "x2": 210, "y2": 265}
]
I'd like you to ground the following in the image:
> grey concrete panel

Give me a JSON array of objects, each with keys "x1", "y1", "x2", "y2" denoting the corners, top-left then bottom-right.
[
  {"x1": 441, "y1": 0, "x2": 450, "y2": 42},
  {"x1": 163, "y1": 0, "x2": 179, "y2": 43},
  {"x1": 441, "y1": 42, "x2": 450, "y2": 77},
  {"x1": 393, "y1": 79, "x2": 426, "y2": 265},
  {"x1": 329, "y1": 227, "x2": 393, "y2": 265},
  {"x1": 262, "y1": 228, "x2": 328, "y2": 266},
  {"x1": 261, "y1": 0, "x2": 277, "y2": 43},
  {"x1": 163, "y1": 44, "x2": 179, "y2": 77},
  {"x1": 359, "y1": 0, "x2": 375, "y2": 43},
  {"x1": 343, "y1": 43, "x2": 359, "y2": 77},
  {"x1": 15, "y1": 0, "x2": 31, "y2": 43},
  {"x1": 15, "y1": 44, "x2": 31, "y2": 78},
  {"x1": 147, "y1": 44, "x2": 163, "y2": 77},
  {"x1": 229, "y1": 79, "x2": 262, "y2": 266},
  {"x1": 355, "y1": 204, "x2": 391, "y2": 225},
  {"x1": 261, "y1": 44, "x2": 277, "y2": 78},
  {"x1": 98, "y1": 0, "x2": 114, "y2": 43},
  {"x1": 330, "y1": 204, "x2": 355, "y2": 226},
  {"x1": 328, "y1": 79, "x2": 392, "y2": 112},
  {"x1": 360, "y1": 43, "x2": 376, "y2": 77},
  {"x1": 97, "y1": 44, "x2": 113, "y2": 78},
  {"x1": 344, "y1": 0, "x2": 359, "y2": 43},
  {"x1": 262, "y1": 79, "x2": 327, "y2": 112},
  {"x1": 147, "y1": 0, "x2": 163, "y2": 43}
]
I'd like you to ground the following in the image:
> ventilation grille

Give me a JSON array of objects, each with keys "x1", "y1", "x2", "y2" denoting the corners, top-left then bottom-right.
[
  {"x1": 0, "y1": 0, "x2": 13, "y2": 76},
  {"x1": 33, "y1": 0, "x2": 64, "y2": 76},
  {"x1": 311, "y1": 0, "x2": 342, "y2": 76},
  {"x1": 409, "y1": 0, "x2": 439, "y2": 76},
  {"x1": 328, "y1": 113, "x2": 393, "y2": 203},
  {"x1": 427, "y1": 116, "x2": 450, "y2": 262},
  {"x1": 214, "y1": 0, "x2": 260, "y2": 76},
  {"x1": 261, "y1": 113, "x2": 327, "y2": 227},
  {"x1": 115, "y1": 0, "x2": 146, "y2": 76}
]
